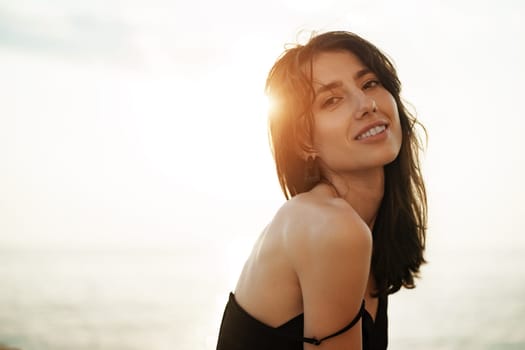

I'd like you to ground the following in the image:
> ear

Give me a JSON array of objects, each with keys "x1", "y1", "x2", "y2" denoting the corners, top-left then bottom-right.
[
  {"x1": 296, "y1": 135, "x2": 318, "y2": 161},
  {"x1": 294, "y1": 113, "x2": 318, "y2": 160},
  {"x1": 300, "y1": 149, "x2": 319, "y2": 162}
]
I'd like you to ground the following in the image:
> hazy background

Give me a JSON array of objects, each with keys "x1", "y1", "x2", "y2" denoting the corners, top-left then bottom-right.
[{"x1": 1, "y1": 0, "x2": 524, "y2": 349}]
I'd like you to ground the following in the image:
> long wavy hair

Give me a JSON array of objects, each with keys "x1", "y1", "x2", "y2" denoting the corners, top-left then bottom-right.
[{"x1": 266, "y1": 31, "x2": 427, "y2": 296}]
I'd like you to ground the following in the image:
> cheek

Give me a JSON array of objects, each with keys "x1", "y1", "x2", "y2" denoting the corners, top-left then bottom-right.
[
  {"x1": 387, "y1": 96, "x2": 402, "y2": 143},
  {"x1": 393, "y1": 123, "x2": 404, "y2": 161},
  {"x1": 312, "y1": 128, "x2": 345, "y2": 163},
  {"x1": 381, "y1": 90, "x2": 397, "y2": 112},
  {"x1": 393, "y1": 114, "x2": 403, "y2": 146},
  {"x1": 312, "y1": 117, "x2": 341, "y2": 148},
  {"x1": 396, "y1": 126, "x2": 403, "y2": 151}
]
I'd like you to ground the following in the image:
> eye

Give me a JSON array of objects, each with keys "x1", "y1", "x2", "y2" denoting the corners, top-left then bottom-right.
[
  {"x1": 321, "y1": 96, "x2": 343, "y2": 109},
  {"x1": 363, "y1": 79, "x2": 381, "y2": 90}
]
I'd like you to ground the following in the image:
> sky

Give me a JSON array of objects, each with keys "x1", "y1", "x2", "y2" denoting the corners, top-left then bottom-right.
[
  {"x1": 1, "y1": 0, "x2": 524, "y2": 256},
  {"x1": 1, "y1": 1, "x2": 524, "y2": 348}
]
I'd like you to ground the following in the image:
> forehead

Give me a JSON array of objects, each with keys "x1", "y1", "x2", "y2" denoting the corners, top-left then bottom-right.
[{"x1": 310, "y1": 50, "x2": 368, "y2": 85}]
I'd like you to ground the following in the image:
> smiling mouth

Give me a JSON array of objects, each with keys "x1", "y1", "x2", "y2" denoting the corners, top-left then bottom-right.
[{"x1": 356, "y1": 125, "x2": 387, "y2": 140}]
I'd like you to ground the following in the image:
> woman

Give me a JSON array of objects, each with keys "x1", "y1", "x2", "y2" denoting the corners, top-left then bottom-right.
[{"x1": 216, "y1": 31, "x2": 427, "y2": 350}]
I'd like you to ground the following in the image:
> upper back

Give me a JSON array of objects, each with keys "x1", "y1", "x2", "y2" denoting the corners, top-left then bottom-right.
[{"x1": 234, "y1": 184, "x2": 372, "y2": 331}]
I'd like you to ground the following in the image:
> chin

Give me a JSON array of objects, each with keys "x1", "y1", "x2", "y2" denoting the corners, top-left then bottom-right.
[{"x1": 374, "y1": 146, "x2": 401, "y2": 167}]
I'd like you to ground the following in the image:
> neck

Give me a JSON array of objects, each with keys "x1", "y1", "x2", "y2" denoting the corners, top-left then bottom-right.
[{"x1": 330, "y1": 168, "x2": 385, "y2": 228}]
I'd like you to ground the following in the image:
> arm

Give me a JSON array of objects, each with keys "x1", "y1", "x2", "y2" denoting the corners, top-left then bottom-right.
[{"x1": 289, "y1": 210, "x2": 372, "y2": 349}]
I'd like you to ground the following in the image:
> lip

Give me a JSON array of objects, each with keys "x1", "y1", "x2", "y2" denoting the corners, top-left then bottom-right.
[{"x1": 354, "y1": 121, "x2": 389, "y2": 140}]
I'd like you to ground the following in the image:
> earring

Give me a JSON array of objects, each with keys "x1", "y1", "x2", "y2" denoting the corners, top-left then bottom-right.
[{"x1": 304, "y1": 156, "x2": 321, "y2": 185}]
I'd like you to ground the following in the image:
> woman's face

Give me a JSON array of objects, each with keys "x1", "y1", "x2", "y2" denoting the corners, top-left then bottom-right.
[{"x1": 309, "y1": 50, "x2": 402, "y2": 174}]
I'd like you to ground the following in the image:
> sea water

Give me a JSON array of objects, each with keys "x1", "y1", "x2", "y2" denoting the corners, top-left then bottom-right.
[{"x1": 0, "y1": 240, "x2": 523, "y2": 350}]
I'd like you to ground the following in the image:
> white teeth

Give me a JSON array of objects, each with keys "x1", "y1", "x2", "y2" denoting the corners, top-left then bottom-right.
[{"x1": 357, "y1": 125, "x2": 386, "y2": 140}]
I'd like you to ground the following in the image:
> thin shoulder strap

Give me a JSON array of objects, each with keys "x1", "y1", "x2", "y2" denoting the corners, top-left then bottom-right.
[{"x1": 302, "y1": 300, "x2": 366, "y2": 346}]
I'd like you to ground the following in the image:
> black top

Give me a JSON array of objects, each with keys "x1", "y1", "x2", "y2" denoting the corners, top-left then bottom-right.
[{"x1": 216, "y1": 292, "x2": 388, "y2": 350}]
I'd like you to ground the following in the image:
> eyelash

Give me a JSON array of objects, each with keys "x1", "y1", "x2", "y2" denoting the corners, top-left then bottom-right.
[
  {"x1": 363, "y1": 79, "x2": 381, "y2": 89},
  {"x1": 321, "y1": 96, "x2": 342, "y2": 109},
  {"x1": 320, "y1": 79, "x2": 381, "y2": 109}
]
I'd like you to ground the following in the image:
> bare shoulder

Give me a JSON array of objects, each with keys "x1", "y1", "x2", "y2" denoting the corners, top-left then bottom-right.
[
  {"x1": 276, "y1": 189, "x2": 372, "y2": 262},
  {"x1": 275, "y1": 188, "x2": 372, "y2": 348}
]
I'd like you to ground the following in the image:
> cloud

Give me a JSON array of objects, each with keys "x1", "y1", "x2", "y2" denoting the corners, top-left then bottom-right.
[{"x1": 0, "y1": 6, "x2": 138, "y2": 61}]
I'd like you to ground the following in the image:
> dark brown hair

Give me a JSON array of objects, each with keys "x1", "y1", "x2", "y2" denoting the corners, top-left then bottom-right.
[{"x1": 266, "y1": 31, "x2": 427, "y2": 296}]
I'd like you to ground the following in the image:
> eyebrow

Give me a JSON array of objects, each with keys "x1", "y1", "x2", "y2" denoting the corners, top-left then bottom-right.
[{"x1": 314, "y1": 68, "x2": 373, "y2": 96}]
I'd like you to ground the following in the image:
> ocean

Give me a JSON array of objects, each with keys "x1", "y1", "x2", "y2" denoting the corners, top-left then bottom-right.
[{"x1": 0, "y1": 239, "x2": 523, "y2": 350}]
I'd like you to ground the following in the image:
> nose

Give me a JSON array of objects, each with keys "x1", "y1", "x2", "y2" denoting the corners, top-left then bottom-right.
[{"x1": 354, "y1": 92, "x2": 377, "y2": 119}]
